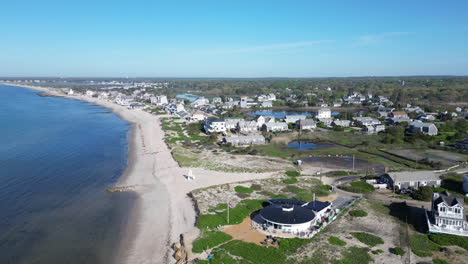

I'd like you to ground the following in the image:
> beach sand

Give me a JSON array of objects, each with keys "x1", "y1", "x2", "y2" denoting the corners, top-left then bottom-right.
[{"x1": 6, "y1": 84, "x2": 277, "y2": 263}]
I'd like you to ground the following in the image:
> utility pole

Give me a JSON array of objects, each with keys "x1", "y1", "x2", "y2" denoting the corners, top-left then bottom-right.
[{"x1": 352, "y1": 154, "x2": 355, "y2": 171}]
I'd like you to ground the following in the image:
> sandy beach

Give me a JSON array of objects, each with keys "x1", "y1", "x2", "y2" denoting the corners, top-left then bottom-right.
[{"x1": 5, "y1": 84, "x2": 277, "y2": 263}]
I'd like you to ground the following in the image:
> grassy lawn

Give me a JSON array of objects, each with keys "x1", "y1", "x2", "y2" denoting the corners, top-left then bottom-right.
[
  {"x1": 282, "y1": 178, "x2": 298, "y2": 184},
  {"x1": 192, "y1": 231, "x2": 232, "y2": 253},
  {"x1": 349, "y1": 209, "x2": 368, "y2": 217},
  {"x1": 234, "y1": 186, "x2": 254, "y2": 194},
  {"x1": 340, "y1": 181, "x2": 375, "y2": 193},
  {"x1": 197, "y1": 199, "x2": 265, "y2": 229},
  {"x1": 328, "y1": 236, "x2": 346, "y2": 246},
  {"x1": 333, "y1": 246, "x2": 373, "y2": 264},
  {"x1": 351, "y1": 232, "x2": 384, "y2": 247},
  {"x1": 409, "y1": 234, "x2": 440, "y2": 257}
]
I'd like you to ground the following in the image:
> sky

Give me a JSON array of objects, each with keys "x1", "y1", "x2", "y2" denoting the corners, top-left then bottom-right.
[{"x1": 1, "y1": 0, "x2": 467, "y2": 77}]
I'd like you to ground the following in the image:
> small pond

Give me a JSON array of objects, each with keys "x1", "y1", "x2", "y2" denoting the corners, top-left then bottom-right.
[
  {"x1": 176, "y1": 93, "x2": 199, "y2": 102},
  {"x1": 286, "y1": 141, "x2": 335, "y2": 151}
]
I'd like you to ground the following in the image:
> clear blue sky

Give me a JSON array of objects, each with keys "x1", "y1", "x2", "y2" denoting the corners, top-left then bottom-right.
[{"x1": 1, "y1": 0, "x2": 467, "y2": 77}]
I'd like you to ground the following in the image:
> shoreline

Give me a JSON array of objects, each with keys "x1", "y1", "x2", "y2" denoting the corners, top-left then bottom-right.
[{"x1": 2, "y1": 83, "x2": 278, "y2": 263}]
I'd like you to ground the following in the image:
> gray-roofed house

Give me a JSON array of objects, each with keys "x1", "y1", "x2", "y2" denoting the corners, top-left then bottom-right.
[
  {"x1": 204, "y1": 118, "x2": 226, "y2": 133},
  {"x1": 285, "y1": 115, "x2": 307, "y2": 124},
  {"x1": 298, "y1": 119, "x2": 317, "y2": 130},
  {"x1": 263, "y1": 122, "x2": 288, "y2": 132},
  {"x1": 407, "y1": 121, "x2": 438, "y2": 136},
  {"x1": 332, "y1": 120, "x2": 351, "y2": 127},
  {"x1": 237, "y1": 120, "x2": 258, "y2": 133},
  {"x1": 380, "y1": 171, "x2": 441, "y2": 190},
  {"x1": 426, "y1": 191, "x2": 468, "y2": 236},
  {"x1": 224, "y1": 135, "x2": 265, "y2": 146},
  {"x1": 224, "y1": 117, "x2": 244, "y2": 130}
]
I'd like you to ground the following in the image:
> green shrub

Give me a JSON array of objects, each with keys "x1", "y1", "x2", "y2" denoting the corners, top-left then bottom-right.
[
  {"x1": 192, "y1": 231, "x2": 232, "y2": 253},
  {"x1": 391, "y1": 247, "x2": 406, "y2": 256},
  {"x1": 409, "y1": 234, "x2": 440, "y2": 257},
  {"x1": 234, "y1": 185, "x2": 253, "y2": 194},
  {"x1": 285, "y1": 170, "x2": 300, "y2": 177},
  {"x1": 432, "y1": 259, "x2": 449, "y2": 264},
  {"x1": 220, "y1": 240, "x2": 286, "y2": 264},
  {"x1": 428, "y1": 233, "x2": 468, "y2": 250},
  {"x1": 349, "y1": 210, "x2": 368, "y2": 217},
  {"x1": 334, "y1": 246, "x2": 373, "y2": 264},
  {"x1": 371, "y1": 249, "x2": 384, "y2": 255},
  {"x1": 283, "y1": 178, "x2": 298, "y2": 184},
  {"x1": 328, "y1": 236, "x2": 346, "y2": 246},
  {"x1": 411, "y1": 186, "x2": 433, "y2": 201},
  {"x1": 351, "y1": 232, "x2": 384, "y2": 247},
  {"x1": 340, "y1": 181, "x2": 375, "y2": 193}
]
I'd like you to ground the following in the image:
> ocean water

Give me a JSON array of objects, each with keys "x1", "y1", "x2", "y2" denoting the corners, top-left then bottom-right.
[{"x1": 0, "y1": 84, "x2": 135, "y2": 264}]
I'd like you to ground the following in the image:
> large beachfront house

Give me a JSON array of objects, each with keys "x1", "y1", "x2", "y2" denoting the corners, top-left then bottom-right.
[
  {"x1": 204, "y1": 118, "x2": 226, "y2": 133},
  {"x1": 426, "y1": 191, "x2": 468, "y2": 236},
  {"x1": 380, "y1": 171, "x2": 441, "y2": 190}
]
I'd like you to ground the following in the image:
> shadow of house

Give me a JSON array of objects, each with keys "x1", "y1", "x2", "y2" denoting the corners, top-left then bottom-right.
[{"x1": 386, "y1": 202, "x2": 428, "y2": 233}]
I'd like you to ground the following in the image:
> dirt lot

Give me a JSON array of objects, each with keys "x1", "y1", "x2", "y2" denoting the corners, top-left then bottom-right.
[{"x1": 386, "y1": 149, "x2": 468, "y2": 167}]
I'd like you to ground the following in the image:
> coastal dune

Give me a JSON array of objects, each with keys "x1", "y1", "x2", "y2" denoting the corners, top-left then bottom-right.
[{"x1": 10, "y1": 84, "x2": 276, "y2": 264}]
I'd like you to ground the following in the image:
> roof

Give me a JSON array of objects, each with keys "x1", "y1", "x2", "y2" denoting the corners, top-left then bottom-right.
[
  {"x1": 260, "y1": 205, "x2": 315, "y2": 225},
  {"x1": 299, "y1": 119, "x2": 316, "y2": 125},
  {"x1": 433, "y1": 191, "x2": 464, "y2": 207},
  {"x1": 392, "y1": 111, "x2": 407, "y2": 115},
  {"x1": 265, "y1": 122, "x2": 288, "y2": 127},
  {"x1": 268, "y1": 199, "x2": 307, "y2": 206},
  {"x1": 410, "y1": 121, "x2": 435, "y2": 128},
  {"x1": 385, "y1": 171, "x2": 440, "y2": 182},
  {"x1": 304, "y1": 201, "x2": 332, "y2": 212}
]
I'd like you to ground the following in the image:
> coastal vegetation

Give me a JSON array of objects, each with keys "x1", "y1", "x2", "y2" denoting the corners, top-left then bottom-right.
[
  {"x1": 349, "y1": 210, "x2": 368, "y2": 217},
  {"x1": 350, "y1": 232, "x2": 384, "y2": 247},
  {"x1": 328, "y1": 236, "x2": 347, "y2": 246},
  {"x1": 192, "y1": 231, "x2": 232, "y2": 253}
]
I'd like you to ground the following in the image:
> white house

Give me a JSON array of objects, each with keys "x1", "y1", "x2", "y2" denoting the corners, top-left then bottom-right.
[
  {"x1": 317, "y1": 108, "x2": 331, "y2": 119},
  {"x1": 237, "y1": 120, "x2": 258, "y2": 133},
  {"x1": 332, "y1": 120, "x2": 351, "y2": 127},
  {"x1": 224, "y1": 135, "x2": 265, "y2": 146},
  {"x1": 363, "y1": 124, "x2": 385, "y2": 134},
  {"x1": 190, "y1": 110, "x2": 207, "y2": 121},
  {"x1": 151, "y1": 95, "x2": 168, "y2": 106},
  {"x1": 352, "y1": 117, "x2": 381, "y2": 126},
  {"x1": 427, "y1": 191, "x2": 468, "y2": 236},
  {"x1": 85, "y1": 90, "x2": 95, "y2": 97},
  {"x1": 204, "y1": 118, "x2": 226, "y2": 133},
  {"x1": 224, "y1": 117, "x2": 244, "y2": 130},
  {"x1": 191, "y1": 97, "x2": 210, "y2": 107},
  {"x1": 115, "y1": 95, "x2": 134, "y2": 106},
  {"x1": 285, "y1": 115, "x2": 307, "y2": 124},
  {"x1": 255, "y1": 115, "x2": 275, "y2": 128},
  {"x1": 298, "y1": 119, "x2": 316, "y2": 130},
  {"x1": 261, "y1": 101, "x2": 273, "y2": 108},
  {"x1": 68, "y1": 89, "x2": 74, "y2": 95},
  {"x1": 263, "y1": 122, "x2": 288, "y2": 132},
  {"x1": 380, "y1": 171, "x2": 441, "y2": 190}
]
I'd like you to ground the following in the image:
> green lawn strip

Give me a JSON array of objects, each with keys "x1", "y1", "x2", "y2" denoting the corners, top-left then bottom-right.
[
  {"x1": 349, "y1": 209, "x2": 368, "y2": 217},
  {"x1": 218, "y1": 240, "x2": 286, "y2": 264},
  {"x1": 432, "y1": 259, "x2": 449, "y2": 264},
  {"x1": 333, "y1": 246, "x2": 373, "y2": 264},
  {"x1": 409, "y1": 234, "x2": 440, "y2": 257},
  {"x1": 390, "y1": 247, "x2": 406, "y2": 256},
  {"x1": 192, "y1": 231, "x2": 233, "y2": 253},
  {"x1": 197, "y1": 199, "x2": 265, "y2": 229},
  {"x1": 428, "y1": 233, "x2": 468, "y2": 250},
  {"x1": 234, "y1": 186, "x2": 254, "y2": 194},
  {"x1": 285, "y1": 170, "x2": 301, "y2": 177},
  {"x1": 351, "y1": 232, "x2": 384, "y2": 247},
  {"x1": 282, "y1": 178, "x2": 298, "y2": 184},
  {"x1": 328, "y1": 236, "x2": 346, "y2": 246},
  {"x1": 340, "y1": 181, "x2": 375, "y2": 193}
]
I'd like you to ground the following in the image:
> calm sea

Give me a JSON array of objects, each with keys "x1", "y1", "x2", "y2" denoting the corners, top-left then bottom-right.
[{"x1": 0, "y1": 84, "x2": 135, "y2": 264}]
